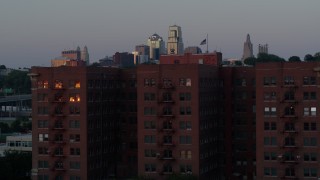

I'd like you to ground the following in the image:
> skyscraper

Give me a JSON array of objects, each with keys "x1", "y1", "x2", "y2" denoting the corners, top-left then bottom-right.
[
  {"x1": 242, "y1": 34, "x2": 254, "y2": 60},
  {"x1": 147, "y1": 34, "x2": 165, "y2": 60},
  {"x1": 81, "y1": 46, "x2": 90, "y2": 65},
  {"x1": 167, "y1": 25, "x2": 184, "y2": 55}
]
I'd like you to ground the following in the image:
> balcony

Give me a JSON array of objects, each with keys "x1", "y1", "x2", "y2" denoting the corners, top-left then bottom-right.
[{"x1": 158, "y1": 99, "x2": 175, "y2": 104}]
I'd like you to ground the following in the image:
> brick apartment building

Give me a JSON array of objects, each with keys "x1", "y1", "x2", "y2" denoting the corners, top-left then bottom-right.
[
  {"x1": 256, "y1": 62, "x2": 320, "y2": 179},
  {"x1": 137, "y1": 64, "x2": 222, "y2": 179},
  {"x1": 32, "y1": 53, "x2": 320, "y2": 180},
  {"x1": 30, "y1": 66, "x2": 137, "y2": 180}
]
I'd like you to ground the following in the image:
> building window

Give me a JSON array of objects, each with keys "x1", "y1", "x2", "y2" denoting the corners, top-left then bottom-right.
[
  {"x1": 303, "y1": 76, "x2": 316, "y2": 85},
  {"x1": 264, "y1": 167, "x2": 277, "y2": 176},
  {"x1": 54, "y1": 80, "x2": 63, "y2": 89},
  {"x1": 70, "y1": 176, "x2": 81, "y2": 180},
  {"x1": 304, "y1": 122, "x2": 317, "y2": 131},
  {"x1": 304, "y1": 168, "x2": 317, "y2": 177},
  {"x1": 284, "y1": 76, "x2": 294, "y2": 85},
  {"x1": 163, "y1": 164, "x2": 173, "y2": 173},
  {"x1": 37, "y1": 93, "x2": 48, "y2": 101},
  {"x1": 264, "y1": 92, "x2": 276, "y2": 101},
  {"x1": 144, "y1": 107, "x2": 156, "y2": 115},
  {"x1": 179, "y1": 78, "x2": 192, "y2": 87},
  {"x1": 162, "y1": 92, "x2": 172, "y2": 101},
  {"x1": 180, "y1": 150, "x2": 192, "y2": 159},
  {"x1": 37, "y1": 80, "x2": 49, "y2": 89},
  {"x1": 55, "y1": 161, "x2": 63, "y2": 169},
  {"x1": 264, "y1": 152, "x2": 277, "y2": 160},
  {"x1": 38, "y1": 120, "x2": 48, "y2": 128},
  {"x1": 163, "y1": 107, "x2": 173, "y2": 115},
  {"x1": 69, "y1": 80, "x2": 81, "y2": 88},
  {"x1": 144, "y1": 78, "x2": 156, "y2": 87},
  {"x1": 180, "y1": 165, "x2": 192, "y2": 174},
  {"x1": 264, "y1": 122, "x2": 276, "y2": 130},
  {"x1": 38, "y1": 107, "x2": 49, "y2": 115},
  {"x1": 284, "y1": 106, "x2": 295, "y2": 116},
  {"x1": 145, "y1": 164, "x2": 156, "y2": 172},
  {"x1": 179, "y1": 92, "x2": 191, "y2": 101},
  {"x1": 144, "y1": 149, "x2": 156, "y2": 157},
  {"x1": 304, "y1": 137, "x2": 317, "y2": 146},
  {"x1": 54, "y1": 134, "x2": 63, "y2": 142},
  {"x1": 144, "y1": 135, "x2": 156, "y2": 144},
  {"x1": 70, "y1": 120, "x2": 80, "y2": 129},
  {"x1": 69, "y1": 106, "x2": 80, "y2": 114},
  {"x1": 38, "y1": 134, "x2": 49, "y2": 142},
  {"x1": 144, "y1": 93, "x2": 156, "y2": 101},
  {"x1": 264, "y1": 107, "x2": 276, "y2": 116},
  {"x1": 38, "y1": 147, "x2": 49, "y2": 155},
  {"x1": 179, "y1": 121, "x2": 192, "y2": 130},
  {"x1": 38, "y1": 174, "x2": 49, "y2": 180},
  {"x1": 163, "y1": 136, "x2": 172, "y2": 144},
  {"x1": 70, "y1": 161, "x2": 80, "y2": 170},
  {"x1": 284, "y1": 122, "x2": 295, "y2": 131},
  {"x1": 263, "y1": 77, "x2": 276, "y2": 86},
  {"x1": 264, "y1": 137, "x2": 277, "y2": 146},
  {"x1": 70, "y1": 134, "x2": 80, "y2": 143},
  {"x1": 144, "y1": 121, "x2": 156, "y2": 129},
  {"x1": 38, "y1": 160, "x2": 49, "y2": 168},
  {"x1": 70, "y1": 148, "x2": 81, "y2": 156},
  {"x1": 304, "y1": 153, "x2": 317, "y2": 162},
  {"x1": 180, "y1": 107, "x2": 191, "y2": 115},
  {"x1": 69, "y1": 94, "x2": 80, "y2": 102},
  {"x1": 285, "y1": 168, "x2": 295, "y2": 177},
  {"x1": 163, "y1": 121, "x2": 172, "y2": 130},
  {"x1": 284, "y1": 137, "x2": 295, "y2": 146},
  {"x1": 304, "y1": 107, "x2": 317, "y2": 116},
  {"x1": 54, "y1": 147, "x2": 63, "y2": 156},
  {"x1": 180, "y1": 136, "x2": 192, "y2": 144},
  {"x1": 303, "y1": 92, "x2": 317, "y2": 100},
  {"x1": 163, "y1": 149, "x2": 173, "y2": 159}
]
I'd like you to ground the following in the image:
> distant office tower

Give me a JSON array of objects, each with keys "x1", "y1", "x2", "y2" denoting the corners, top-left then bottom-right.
[
  {"x1": 184, "y1": 46, "x2": 202, "y2": 54},
  {"x1": 81, "y1": 46, "x2": 90, "y2": 65},
  {"x1": 147, "y1": 34, "x2": 166, "y2": 60},
  {"x1": 242, "y1": 34, "x2": 254, "y2": 60},
  {"x1": 134, "y1": 45, "x2": 150, "y2": 64},
  {"x1": 167, "y1": 25, "x2": 184, "y2": 55},
  {"x1": 258, "y1": 44, "x2": 268, "y2": 54},
  {"x1": 113, "y1": 52, "x2": 134, "y2": 68},
  {"x1": 51, "y1": 47, "x2": 86, "y2": 67}
]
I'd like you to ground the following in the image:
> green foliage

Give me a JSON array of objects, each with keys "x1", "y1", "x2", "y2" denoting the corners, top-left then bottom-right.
[
  {"x1": 288, "y1": 56, "x2": 301, "y2": 62},
  {"x1": 10, "y1": 117, "x2": 31, "y2": 133},
  {"x1": 314, "y1": 52, "x2": 320, "y2": 61},
  {"x1": 243, "y1": 57, "x2": 257, "y2": 66},
  {"x1": 2, "y1": 70, "x2": 31, "y2": 94},
  {"x1": 304, "y1": 54, "x2": 314, "y2": 61},
  {"x1": 0, "y1": 122, "x2": 11, "y2": 133},
  {"x1": 0, "y1": 65, "x2": 6, "y2": 69},
  {"x1": 90, "y1": 62, "x2": 101, "y2": 67},
  {"x1": 0, "y1": 150, "x2": 31, "y2": 180}
]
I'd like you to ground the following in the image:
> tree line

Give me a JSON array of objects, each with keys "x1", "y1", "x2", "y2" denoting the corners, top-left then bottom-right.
[
  {"x1": 243, "y1": 52, "x2": 320, "y2": 66},
  {"x1": 0, "y1": 65, "x2": 31, "y2": 96}
]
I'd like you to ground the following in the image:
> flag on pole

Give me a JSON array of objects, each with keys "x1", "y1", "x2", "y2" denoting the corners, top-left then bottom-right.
[{"x1": 200, "y1": 39, "x2": 206, "y2": 45}]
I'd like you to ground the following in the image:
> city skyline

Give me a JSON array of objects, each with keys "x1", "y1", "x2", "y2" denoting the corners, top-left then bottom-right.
[{"x1": 0, "y1": 0, "x2": 319, "y2": 68}]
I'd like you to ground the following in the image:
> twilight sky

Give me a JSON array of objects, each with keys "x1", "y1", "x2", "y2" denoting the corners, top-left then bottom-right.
[{"x1": 0, "y1": 0, "x2": 319, "y2": 68}]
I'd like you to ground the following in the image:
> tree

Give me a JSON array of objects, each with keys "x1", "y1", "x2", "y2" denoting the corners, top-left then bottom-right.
[
  {"x1": 0, "y1": 65, "x2": 6, "y2": 69},
  {"x1": 90, "y1": 62, "x2": 100, "y2": 67},
  {"x1": 314, "y1": 52, "x2": 320, "y2": 61},
  {"x1": 288, "y1": 56, "x2": 301, "y2": 62},
  {"x1": 3, "y1": 70, "x2": 31, "y2": 94},
  {"x1": 243, "y1": 57, "x2": 257, "y2": 66},
  {"x1": 0, "y1": 151, "x2": 32, "y2": 180},
  {"x1": 304, "y1": 54, "x2": 314, "y2": 61}
]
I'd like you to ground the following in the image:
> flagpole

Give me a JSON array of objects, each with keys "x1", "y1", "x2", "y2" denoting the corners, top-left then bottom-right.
[{"x1": 206, "y1": 33, "x2": 208, "y2": 53}]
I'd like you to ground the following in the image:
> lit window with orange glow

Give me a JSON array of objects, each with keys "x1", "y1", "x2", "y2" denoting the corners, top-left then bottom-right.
[
  {"x1": 69, "y1": 94, "x2": 80, "y2": 102},
  {"x1": 75, "y1": 81, "x2": 80, "y2": 88},
  {"x1": 55, "y1": 80, "x2": 63, "y2": 89}
]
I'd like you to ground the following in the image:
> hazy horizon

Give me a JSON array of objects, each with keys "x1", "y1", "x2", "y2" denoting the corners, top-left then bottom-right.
[{"x1": 0, "y1": 0, "x2": 319, "y2": 68}]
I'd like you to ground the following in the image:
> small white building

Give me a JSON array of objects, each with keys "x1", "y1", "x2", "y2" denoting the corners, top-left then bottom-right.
[{"x1": 0, "y1": 133, "x2": 32, "y2": 156}]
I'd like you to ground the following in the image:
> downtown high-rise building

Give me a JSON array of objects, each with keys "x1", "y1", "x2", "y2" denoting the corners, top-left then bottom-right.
[
  {"x1": 242, "y1": 34, "x2": 254, "y2": 60},
  {"x1": 167, "y1": 25, "x2": 184, "y2": 55},
  {"x1": 147, "y1": 33, "x2": 166, "y2": 61}
]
